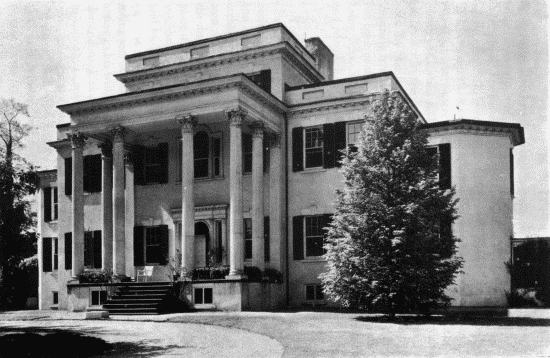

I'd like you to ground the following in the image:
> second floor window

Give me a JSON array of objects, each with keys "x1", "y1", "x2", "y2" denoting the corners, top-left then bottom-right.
[
  {"x1": 43, "y1": 187, "x2": 58, "y2": 222},
  {"x1": 188, "y1": 131, "x2": 223, "y2": 180},
  {"x1": 304, "y1": 127, "x2": 324, "y2": 168},
  {"x1": 134, "y1": 143, "x2": 169, "y2": 185}
]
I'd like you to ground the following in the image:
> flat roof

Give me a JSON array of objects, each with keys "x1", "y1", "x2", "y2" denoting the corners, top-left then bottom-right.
[
  {"x1": 421, "y1": 119, "x2": 525, "y2": 145},
  {"x1": 125, "y1": 23, "x2": 315, "y2": 62}
]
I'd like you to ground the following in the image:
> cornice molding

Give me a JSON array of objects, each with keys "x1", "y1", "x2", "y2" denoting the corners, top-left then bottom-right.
[
  {"x1": 58, "y1": 75, "x2": 287, "y2": 117},
  {"x1": 115, "y1": 42, "x2": 322, "y2": 85},
  {"x1": 421, "y1": 122, "x2": 524, "y2": 146},
  {"x1": 288, "y1": 98, "x2": 371, "y2": 116}
]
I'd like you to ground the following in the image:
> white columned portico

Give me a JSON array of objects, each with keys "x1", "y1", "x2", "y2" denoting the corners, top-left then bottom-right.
[
  {"x1": 226, "y1": 108, "x2": 246, "y2": 279},
  {"x1": 69, "y1": 132, "x2": 86, "y2": 277},
  {"x1": 99, "y1": 143, "x2": 113, "y2": 271},
  {"x1": 269, "y1": 134, "x2": 283, "y2": 271},
  {"x1": 177, "y1": 115, "x2": 197, "y2": 275},
  {"x1": 112, "y1": 126, "x2": 126, "y2": 276},
  {"x1": 251, "y1": 121, "x2": 265, "y2": 270}
]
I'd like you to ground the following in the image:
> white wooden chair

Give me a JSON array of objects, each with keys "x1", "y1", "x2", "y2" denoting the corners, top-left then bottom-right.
[{"x1": 136, "y1": 266, "x2": 154, "y2": 282}]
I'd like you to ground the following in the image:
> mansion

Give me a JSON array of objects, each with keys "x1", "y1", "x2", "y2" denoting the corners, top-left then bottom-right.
[{"x1": 38, "y1": 23, "x2": 524, "y2": 312}]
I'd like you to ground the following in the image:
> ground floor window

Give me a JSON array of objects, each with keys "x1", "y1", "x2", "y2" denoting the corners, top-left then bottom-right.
[
  {"x1": 305, "y1": 216, "x2": 325, "y2": 258},
  {"x1": 52, "y1": 291, "x2": 58, "y2": 305},
  {"x1": 244, "y1": 218, "x2": 252, "y2": 260},
  {"x1": 194, "y1": 287, "x2": 213, "y2": 304},
  {"x1": 305, "y1": 284, "x2": 324, "y2": 302},
  {"x1": 91, "y1": 290, "x2": 107, "y2": 306}
]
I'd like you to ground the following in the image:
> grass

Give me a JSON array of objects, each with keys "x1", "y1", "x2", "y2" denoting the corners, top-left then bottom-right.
[{"x1": 166, "y1": 311, "x2": 550, "y2": 357}]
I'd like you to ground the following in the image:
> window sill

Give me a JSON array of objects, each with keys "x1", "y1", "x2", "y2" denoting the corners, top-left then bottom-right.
[
  {"x1": 301, "y1": 167, "x2": 326, "y2": 174},
  {"x1": 194, "y1": 303, "x2": 216, "y2": 310},
  {"x1": 45, "y1": 220, "x2": 58, "y2": 224}
]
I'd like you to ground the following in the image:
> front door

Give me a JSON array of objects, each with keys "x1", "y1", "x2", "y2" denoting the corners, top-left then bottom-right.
[{"x1": 194, "y1": 222, "x2": 210, "y2": 267}]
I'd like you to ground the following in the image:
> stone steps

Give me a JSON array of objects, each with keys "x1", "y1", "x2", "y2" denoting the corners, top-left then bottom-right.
[{"x1": 103, "y1": 281, "x2": 172, "y2": 315}]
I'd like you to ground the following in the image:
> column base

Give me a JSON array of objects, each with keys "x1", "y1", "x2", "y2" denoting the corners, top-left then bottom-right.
[{"x1": 225, "y1": 274, "x2": 248, "y2": 281}]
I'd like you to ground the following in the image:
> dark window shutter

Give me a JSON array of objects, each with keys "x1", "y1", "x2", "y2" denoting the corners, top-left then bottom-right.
[
  {"x1": 292, "y1": 127, "x2": 304, "y2": 172},
  {"x1": 44, "y1": 187, "x2": 52, "y2": 222},
  {"x1": 158, "y1": 225, "x2": 169, "y2": 265},
  {"x1": 323, "y1": 123, "x2": 335, "y2": 169},
  {"x1": 264, "y1": 216, "x2": 270, "y2": 262},
  {"x1": 84, "y1": 231, "x2": 93, "y2": 268},
  {"x1": 510, "y1": 148, "x2": 514, "y2": 197},
  {"x1": 65, "y1": 157, "x2": 72, "y2": 195},
  {"x1": 293, "y1": 216, "x2": 304, "y2": 260},
  {"x1": 133, "y1": 146, "x2": 145, "y2": 186},
  {"x1": 334, "y1": 122, "x2": 347, "y2": 167},
  {"x1": 65, "y1": 233, "x2": 72, "y2": 270},
  {"x1": 42, "y1": 237, "x2": 52, "y2": 272},
  {"x1": 134, "y1": 226, "x2": 145, "y2": 266},
  {"x1": 157, "y1": 143, "x2": 169, "y2": 184},
  {"x1": 93, "y1": 230, "x2": 102, "y2": 269},
  {"x1": 438, "y1": 143, "x2": 451, "y2": 189},
  {"x1": 84, "y1": 155, "x2": 102, "y2": 193}
]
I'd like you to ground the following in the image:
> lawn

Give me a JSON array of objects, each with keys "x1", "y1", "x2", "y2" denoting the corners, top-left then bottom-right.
[{"x1": 165, "y1": 311, "x2": 550, "y2": 357}]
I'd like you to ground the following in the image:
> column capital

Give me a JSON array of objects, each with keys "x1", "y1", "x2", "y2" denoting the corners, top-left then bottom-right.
[
  {"x1": 250, "y1": 121, "x2": 265, "y2": 138},
  {"x1": 176, "y1": 115, "x2": 197, "y2": 133},
  {"x1": 67, "y1": 132, "x2": 87, "y2": 149},
  {"x1": 111, "y1": 126, "x2": 125, "y2": 143},
  {"x1": 98, "y1": 142, "x2": 113, "y2": 158},
  {"x1": 225, "y1": 107, "x2": 247, "y2": 126},
  {"x1": 267, "y1": 133, "x2": 281, "y2": 148}
]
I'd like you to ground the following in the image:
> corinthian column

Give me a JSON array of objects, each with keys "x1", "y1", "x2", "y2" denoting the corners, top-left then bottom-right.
[
  {"x1": 269, "y1": 134, "x2": 283, "y2": 271},
  {"x1": 112, "y1": 126, "x2": 126, "y2": 276},
  {"x1": 250, "y1": 121, "x2": 265, "y2": 270},
  {"x1": 226, "y1": 107, "x2": 246, "y2": 279},
  {"x1": 177, "y1": 115, "x2": 196, "y2": 276},
  {"x1": 68, "y1": 132, "x2": 86, "y2": 277},
  {"x1": 99, "y1": 143, "x2": 113, "y2": 272}
]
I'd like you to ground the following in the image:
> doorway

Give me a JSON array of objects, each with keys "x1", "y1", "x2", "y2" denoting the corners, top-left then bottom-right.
[{"x1": 194, "y1": 222, "x2": 210, "y2": 267}]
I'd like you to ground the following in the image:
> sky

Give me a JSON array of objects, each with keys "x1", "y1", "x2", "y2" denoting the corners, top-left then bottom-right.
[{"x1": 0, "y1": 0, "x2": 548, "y2": 237}]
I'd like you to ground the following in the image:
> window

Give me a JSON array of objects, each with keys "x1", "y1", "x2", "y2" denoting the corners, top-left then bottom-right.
[
  {"x1": 145, "y1": 146, "x2": 162, "y2": 183},
  {"x1": 134, "y1": 225, "x2": 169, "y2": 266},
  {"x1": 247, "y1": 70, "x2": 271, "y2": 93},
  {"x1": 145, "y1": 226, "x2": 161, "y2": 264},
  {"x1": 43, "y1": 187, "x2": 58, "y2": 222},
  {"x1": 304, "y1": 127, "x2": 324, "y2": 168},
  {"x1": 244, "y1": 218, "x2": 252, "y2": 260},
  {"x1": 186, "y1": 132, "x2": 223, "y2": 180},
  {"x1": 134, "y1": 143, "x2": 169, "y2": 185},
  {"x1": 190, "y1": 45, "x2": 209, "y2": 59},
  {"x1": 194, "y1": 287, "x2": 213, "y2": 304},
  {"x1": 346, "y1": 122, "x2": 364, "y2": 147},
  {"x1": 53, "y1": 238, "x2": 58, "y2": 271},
  {"x1": 426, "y1": 144, "x2": 451, "y2": 189},
  {"x1": 243, "y1": 133, "x2": 253, "y2": 174},
  {"x1": 52, "y1": 291, "x2": 58, "y2": 305},
  {"x1": 305, "y1": 216, "x2": 325, "y2": 257},
  {"x1": 241, "y1": 34, "x2": 261, "y2": 48},
  {"x1": 215, "y1": 220, "x2": 223, "y2": 263},
  {"x1": 91, "y1": 290, "x2": 107, "y2": 306},
  {"x1": 84, "y1": 231, "x2": 102, "y2": 269},
  {"x1": 305, "y1": 284, "x2": 324, "y2": 301},
  {"x1": 143, "y1": 56, "x2": 159, "y2": 67}
]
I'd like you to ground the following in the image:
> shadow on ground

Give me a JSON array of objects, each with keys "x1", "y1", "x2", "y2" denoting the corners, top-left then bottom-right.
[
  {"x1": 354, "y1": 315, "x2": 550, "y2": 326},
  {"x1": 0, "y1": 326, "x2": 182, "y2": 358}
]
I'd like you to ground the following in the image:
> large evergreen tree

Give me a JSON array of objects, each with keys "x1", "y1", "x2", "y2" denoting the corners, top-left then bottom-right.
[
  {"x1": 320, "y1": 91, "x2": 463, "y2": 316},
  {"x1": 0, "y1": 98, "x2": 39, "y2": 309}
]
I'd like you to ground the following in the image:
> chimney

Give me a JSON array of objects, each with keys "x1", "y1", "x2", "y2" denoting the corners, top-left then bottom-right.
[{"x1": 305, "y1": 37, "x2": 334, "y2": 81}]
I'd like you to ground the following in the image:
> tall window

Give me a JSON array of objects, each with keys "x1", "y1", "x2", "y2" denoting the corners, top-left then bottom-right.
[
  {"x1": 305, "y1": 216, "x2": 325, "y2": 258},
  {"x1": 304, "y1": 127, "x2": 323, "y2": 168},
  {"x1": 188, "y1": 131, "x2": 223, "y2": 179},
  {"x1": 53, "y1": 238, "x2": 58, "y2": 271},
  {"x1": 194, "y1": 132, "x2": 210, "y2": 178},
  {"x1": 84, "y1": 231, "x2": 102, "y2": 269},
  {"x1": 145, "y1": 146, "x2": 161, "y2": 183},
  {"x1": 44, "y1": 187, "x2": 58, "y2": 222},
  {"x1": 145, "y1": 226, "x2": 161, "y2": 264},
  {"x1": 346, "y1": 122, "x2": 364, "y2": 147},
  {"x1": 244, "y1": 218, "x2": 252, "y2": 260}
]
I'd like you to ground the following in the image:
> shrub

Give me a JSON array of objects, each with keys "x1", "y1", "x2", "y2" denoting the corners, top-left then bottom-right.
[
  {"x1": 506, "y1": 288, "x2": 541, "y2": 308},
  {"x1": 244, "y1": 266, "x2": 263, "y2": 282},
  {"x1": 263, "y1": 268, "x2": 283, "y2": 283}
]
